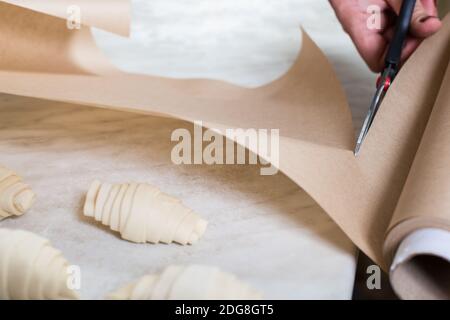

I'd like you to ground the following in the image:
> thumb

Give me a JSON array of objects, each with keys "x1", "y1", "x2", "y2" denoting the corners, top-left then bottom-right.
[{"x1": 386, "y1": 0, "x2": 441, "y2": 38}]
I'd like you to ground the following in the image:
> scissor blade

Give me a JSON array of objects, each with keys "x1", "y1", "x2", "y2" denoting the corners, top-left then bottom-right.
[{"x1": 354, "y1": 84, "x2": 386, "y2": 156}]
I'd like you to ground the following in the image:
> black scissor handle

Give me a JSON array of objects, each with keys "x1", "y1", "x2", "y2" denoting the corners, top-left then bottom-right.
[{"x1": 385, "y1": 0, "x2": 416, "y2": 69}]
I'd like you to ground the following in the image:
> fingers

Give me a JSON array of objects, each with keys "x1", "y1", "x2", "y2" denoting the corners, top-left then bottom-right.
[
  {"x1": 354, "y1": 31, "x2": 389, "y2": 72},
  {"x1": 400, "y1": 37, "x2": 422, "y2": 64},
  {"x1": 382, "y1": 26, "x2": 422, "y2": 66},
  {"x1": 410, "y1": 0, "x2": 442, "y2": 38},
  {"x1": 330, "y1": 0, "x2": 390, "y2": 72},
  {"x1": 378, "y1": 9, "x2": 396, "y2": 32},
  {"x1": 420, "y1": 0, "x2": 439, "y2": 15},
  {"x1": 329, "y1": 0, "x2": 440, "y2": 73},
  {"x1": 386, "y1": 0, "x2": 441, "y2": 38}
]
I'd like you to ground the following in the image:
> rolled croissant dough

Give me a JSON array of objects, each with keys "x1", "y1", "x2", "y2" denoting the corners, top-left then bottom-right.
[
  {"x1": 0, "y1": 228, "x2": 79, "y2": 300},
  {"x1": 108, "y1": 264, "x2": 263, "y2": 300},
  {"x1": 84, "y1": 180, "x2": 208, "y2": 245},
  {"x1": 0, "y1": 165, "x2": 35, "y2": 220}
]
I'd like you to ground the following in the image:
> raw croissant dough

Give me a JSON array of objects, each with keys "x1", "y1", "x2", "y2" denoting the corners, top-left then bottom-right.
[
  {"x1": 108, "y1": 265, "x2": 263, "y2": 300},
  {"x1": 0, "y1": 166, "x2": 35, "y2": 220},
  {"x1": 83, "y1": 180, "x2": 208, "y2": 245},
  {"x1": 0, "y1": 229, "x2": 79, "y2": 300}
]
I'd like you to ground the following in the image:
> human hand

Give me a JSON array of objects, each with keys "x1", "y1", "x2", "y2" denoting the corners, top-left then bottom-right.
[{"x1": 330, "y1": 0, "x2": 442, "y2": 72}]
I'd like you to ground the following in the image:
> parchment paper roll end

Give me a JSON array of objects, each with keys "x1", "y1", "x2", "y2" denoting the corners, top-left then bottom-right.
[{"x1": 387, "y1": 228, "x2": 450, "y2": 300}]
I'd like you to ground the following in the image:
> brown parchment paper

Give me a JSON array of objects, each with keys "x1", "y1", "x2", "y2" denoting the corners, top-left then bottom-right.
[
  {"x1": 0, "y1": 0, "x2": 449, "y2": 277},
  {"x1": 383, "y1": 35, "x2": 450, "y2": 299},
  {"x1": 385, "y1": 60, "x2": 450, "y2": 259},
  {"x1": 0, "y1": 0, "x2": 130, "y2": 36}
]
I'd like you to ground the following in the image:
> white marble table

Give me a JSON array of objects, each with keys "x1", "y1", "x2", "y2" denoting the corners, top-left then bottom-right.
[{"x1": 0, "y1": 0, "x2": 376, "y2": 299}]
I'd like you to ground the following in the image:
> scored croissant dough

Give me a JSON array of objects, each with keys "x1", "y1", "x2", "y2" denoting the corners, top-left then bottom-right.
[
  {"x1": 83, "y1": 180, "x2": 208, "y2": 245},
  {"x1": 0, "y1": 229, "x2": 79, "y2": 300},
  {"x1": 108, "y1": 265, "x2": 263, "y2": 300},
  {"x1": 0, "y1": 165, "x2": 35, "y2": 220}
]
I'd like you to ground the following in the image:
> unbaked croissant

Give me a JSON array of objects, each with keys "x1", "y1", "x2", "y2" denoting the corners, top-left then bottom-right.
[
  {"x1": 0, "y1": 229, "x2": 79, "y2": 300},
  {"x1": 83, "y1": 180, "x2": 207, "y2": 245},
  {"x1": 0, "y1": 166, "x2": 35, "y2": 220},
  {"x1": 108, "y1": 265, "x2": 263, "y2": 300}
]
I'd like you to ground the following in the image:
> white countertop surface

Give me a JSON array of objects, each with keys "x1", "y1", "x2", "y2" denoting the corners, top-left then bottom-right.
[{"x1": 0, "y1": 0, "x2": 376, "y2": 299}]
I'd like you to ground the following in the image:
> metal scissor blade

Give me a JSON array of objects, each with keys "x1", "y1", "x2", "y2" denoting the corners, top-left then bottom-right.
[
  {"x1": 354, "y1": 0, "x2": 414, "y2": 155},
  {"x1": 354, "y1": 83, "x2": 387, "y2": 156}
]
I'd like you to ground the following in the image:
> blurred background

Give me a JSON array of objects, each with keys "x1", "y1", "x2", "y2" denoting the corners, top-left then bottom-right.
[{"x1": 441, "y1": 0, "x2": 450, "y2": 17}]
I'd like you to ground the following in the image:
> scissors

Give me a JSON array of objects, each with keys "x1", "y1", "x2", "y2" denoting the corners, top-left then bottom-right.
[{"x1": 355, "y1": 0, "x2": 417, "y2": 155}]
